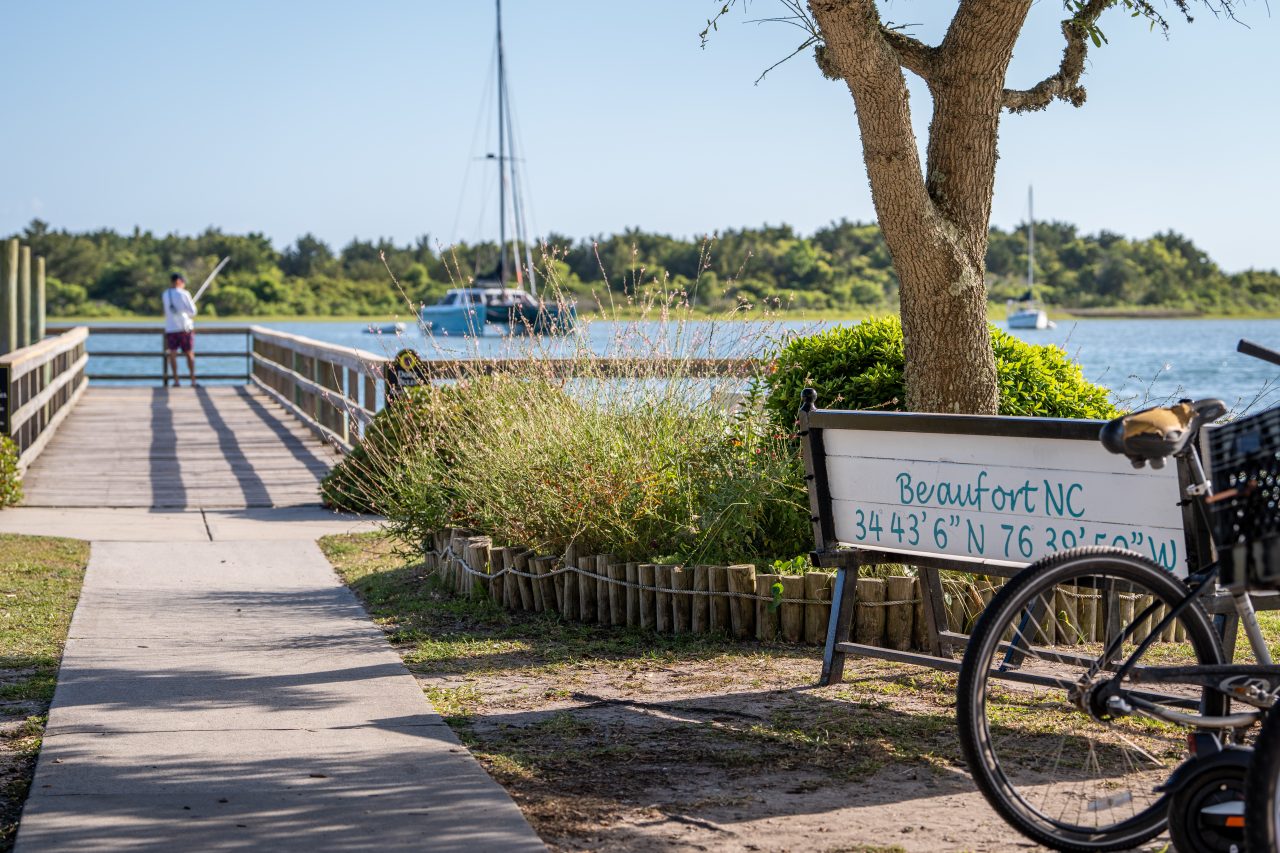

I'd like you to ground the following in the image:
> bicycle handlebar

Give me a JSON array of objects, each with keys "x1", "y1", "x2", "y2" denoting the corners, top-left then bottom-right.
[{"x1": 1238, "y1": 339, "x2": 1280, "y2": 368}]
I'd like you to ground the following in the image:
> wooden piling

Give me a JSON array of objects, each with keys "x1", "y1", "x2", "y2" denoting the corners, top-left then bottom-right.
[
  {"x1": 625, "y1": 562, "x2": 639, "y2": 626},
  {"x1": 493, "y1": 547, "x2": 512, "y2": 607},
  {"x1": 595, "y1": 555, "x2": 613, "y2": 624},
  {"x1": 1078, "y1": 584, "x2": 1099, "y2": 644},
  {"x1": 638, "y1": 564, "x2": 656, "y2": 630},
  {"x1": 516, "y1": 551, "x2": 535, "y2": 611},
  {"x1": 854, "y1": 577, "x2": 886, "y2": 646},
  {"x1": 2, "y1": 238, "x2": 16, "y2": 353},
  {"x1": 577, "y1": 556, "x2": 597, "y2": 623},
  {"x1": 911, "y1": 577, "x2": 929, "y2": 651},
  {"x1": 654, "y1": 565, "x2": 672, "y2": 633},
  {"x1": 1117, "y1": 592, "x2": 1137, "y2": 649},
  {"x1": 17, "y1": 246, "x2": 30, "y2": 349},
  {"x1": 691, "y1": 565, "x2": 710, "y2": 634},
  {"x1": 779, "y1": 576, "x2": 805, "y2": 643},
  {"x1": 727, "y1": 564, "x2": 756, "y2": 640},
  {"x1": 33, "y1": 256, "x2": 45, "y2": 343},
  {"x1": 561, "y1": 556, "x2": 579, "y2": 621},
  {"x1": 708, "y1": 566, "x2": 730, "y2": 634},
  {"x1": 1135, "y1": 594, "x2": 1155, "y2": 643},
  {"x1": 540, "y1": 557, "x2": 561, "y2": 614},
  {"x1": 607, "y1": 562, "x2": 626, "y2": 627},
  {"x1": 803, "y1": 572, "x2": 831, "y2": 646},
  {"x1": 671, "y1": 567, "x2": 691, "y2": 633},
  {"x1": 755, "y1": 574, "x2": 780, "y2": 641},
  {"x1": 885, "y1": 575, "x2": 914, "y2": 651},
  {"x1": 530, "y1": 556, "x2": 546, "y2": 612}
]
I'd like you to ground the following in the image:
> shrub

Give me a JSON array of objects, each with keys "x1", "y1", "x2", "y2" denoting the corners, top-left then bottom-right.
[
  {"x1": 764, "y1": 315, "x2": 1119, "y2": 425},
  {"x1": 0, "y1": 436, "x2": 22, "y2": 508},
  {"x1": 324, "y1": 300, "x2": 812, "y2": 566}
]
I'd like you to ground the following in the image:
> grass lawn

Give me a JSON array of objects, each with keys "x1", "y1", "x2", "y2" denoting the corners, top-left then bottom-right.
[
  {"x1": 322, "y1": 532, "x2": 988, "y2": 852},
  {"x1": 0, "y1": 535, "x2": 89, "y2": 852}
]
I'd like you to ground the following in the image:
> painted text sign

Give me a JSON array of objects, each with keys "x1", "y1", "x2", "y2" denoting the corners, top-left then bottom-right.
[{"x1": 823, "y1": 428, "x2": 1187, "y2": 574}]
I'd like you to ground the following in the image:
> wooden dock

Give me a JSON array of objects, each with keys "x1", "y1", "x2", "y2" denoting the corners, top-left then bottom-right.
[{"x1": 21, "y1": 386, "x2": 340, "y2": 509}]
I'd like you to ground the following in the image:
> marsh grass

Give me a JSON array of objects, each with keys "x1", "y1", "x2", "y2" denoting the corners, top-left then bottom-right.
[{"x1": 324, "y1": 257, "x2": 816, "y2": 567}]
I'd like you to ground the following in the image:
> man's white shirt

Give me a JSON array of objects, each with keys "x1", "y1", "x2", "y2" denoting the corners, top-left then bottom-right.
[{"x1": 163, "y1": 288, "x2": 197, "y2": 333}]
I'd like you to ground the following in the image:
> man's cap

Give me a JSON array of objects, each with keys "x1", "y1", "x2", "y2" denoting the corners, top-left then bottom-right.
[{"x1": 170, "y1": 273, "x2": 185, "y2": 283}]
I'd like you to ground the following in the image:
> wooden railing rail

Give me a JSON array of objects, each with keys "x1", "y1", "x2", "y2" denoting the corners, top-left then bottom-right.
[
  {"x1": 0, "y1": 326, "x2": 90, "y2": 471},
  {"x1": 247, "y1": 326, "x2": 389, "y2": 453},
  {"x1": 415, "y1": 356, "x2": 761, "y2": 379},
  {"x1": 46, "y1": 325, "x2": 253, "y2": 383}
]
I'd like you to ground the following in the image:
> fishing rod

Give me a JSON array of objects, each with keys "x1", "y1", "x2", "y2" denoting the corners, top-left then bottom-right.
[{"x1": 192, "y1": 256, "x2": 231, "y2": 303}]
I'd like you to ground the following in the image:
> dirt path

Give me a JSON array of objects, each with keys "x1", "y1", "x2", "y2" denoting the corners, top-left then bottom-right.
[{"x1": 325, "y1": 534, "x2": 1173, "y2": 853}]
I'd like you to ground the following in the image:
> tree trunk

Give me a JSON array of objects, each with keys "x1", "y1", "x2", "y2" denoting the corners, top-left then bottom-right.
[{"x1": 809, "y1": 0, "x2": 1031, "y2": 414}]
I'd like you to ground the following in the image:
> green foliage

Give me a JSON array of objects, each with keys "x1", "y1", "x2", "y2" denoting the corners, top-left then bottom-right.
[
  {"x1": 764, "y1": 315, "x2": 1119, "y2": 425},
  {"x1": 10, "y1": 215, "x2": 1277, "y2": 318},
  {"x1": 326, "y1": 368, "x2": 811, "y2": 568},
  {"x1": 0, "y1": 437, "x2": 22, "y2": 508}
]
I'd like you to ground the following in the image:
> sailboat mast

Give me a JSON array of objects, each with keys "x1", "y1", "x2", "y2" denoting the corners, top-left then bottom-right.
[
  {"x1": 1027, "y1": 185, "x2": 1034, "y2": 290},
  {"x1": 496, "y1": 0, "x2": 508, "y2": 285}
]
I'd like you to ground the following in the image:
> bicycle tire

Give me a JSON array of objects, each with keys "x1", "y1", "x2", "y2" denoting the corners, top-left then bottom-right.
[
  {"x1": 1246, "y1": 702, "x2": 1280, "y2": 853},
  {"x1": 957, "y1": 547, "x2": 1225, "y2": 852}
]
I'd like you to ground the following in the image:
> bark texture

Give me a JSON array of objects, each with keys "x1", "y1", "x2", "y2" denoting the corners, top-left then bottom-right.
[{"x1": 808, "y1": 0, "x2": 1038, "y2": 414}]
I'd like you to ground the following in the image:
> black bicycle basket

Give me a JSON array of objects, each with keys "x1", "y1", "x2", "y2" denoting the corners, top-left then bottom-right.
[{"x1": 1208, "y1": 404, "x2": 1280, "y2": 590}]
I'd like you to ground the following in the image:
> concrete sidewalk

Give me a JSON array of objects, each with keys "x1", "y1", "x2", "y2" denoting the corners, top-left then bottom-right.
[
  {"x1": 0, "y1": 506, "x2": 385, "y2": 542},
  {"x1": 15, "y1": 533, "x2": 544, "y2": 851}
]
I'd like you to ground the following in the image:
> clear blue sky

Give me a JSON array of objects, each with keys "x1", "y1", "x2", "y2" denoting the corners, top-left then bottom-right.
[{"x1": 2, "y1": 1, "x2": 1277, "y2": 271}]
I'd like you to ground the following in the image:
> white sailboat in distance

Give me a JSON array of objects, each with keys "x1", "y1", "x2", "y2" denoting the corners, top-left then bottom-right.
[{"x1": 1006, "y1": 186, "x2": 1054, "y2": 330}]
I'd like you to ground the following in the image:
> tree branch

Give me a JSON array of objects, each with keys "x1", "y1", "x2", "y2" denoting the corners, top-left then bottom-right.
[
  {"x1": 1001, "y1": 0, "x2": 1107, "y2": 113},
  {"x1": 879, "y1": 26, "x2": 937, "y2": 81}
]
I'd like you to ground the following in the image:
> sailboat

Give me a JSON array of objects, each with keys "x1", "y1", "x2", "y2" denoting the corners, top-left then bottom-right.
[
  {"x1": 421, "y1": 0, "x2": 574, "y2": 337},
  {"x1": 1006, "y1": 187, "x2": 1054, "y2": 330}
]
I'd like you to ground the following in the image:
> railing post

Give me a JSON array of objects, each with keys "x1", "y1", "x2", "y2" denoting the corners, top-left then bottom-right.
[
  {"x1": 1, "y1": 240, "x2": 16, "y2": 354},
  {"x1": 33, "y1": 256, "x2": 45, "y2": 344},
  {"x1": 17, "y1": 246, "x2": 31, "y2": 349}
]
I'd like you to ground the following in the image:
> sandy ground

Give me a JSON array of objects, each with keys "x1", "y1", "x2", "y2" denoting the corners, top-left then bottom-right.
[
  {"x1": 327, "y1": 536, "x2": 1176, "y2": 853},
  {"x1": 416, "y1": 657, "x2": 1174, "y2": 853}
]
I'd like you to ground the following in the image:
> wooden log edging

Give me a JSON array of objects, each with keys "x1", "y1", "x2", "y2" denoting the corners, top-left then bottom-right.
[{"x1": 418, "y1": 532, "x2": 1189, "y2": 652}]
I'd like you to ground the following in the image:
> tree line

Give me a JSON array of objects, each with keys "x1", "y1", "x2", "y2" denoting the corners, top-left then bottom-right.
[{"x1": 7, "y1": 218, "x2": 1278, "y2": 318}]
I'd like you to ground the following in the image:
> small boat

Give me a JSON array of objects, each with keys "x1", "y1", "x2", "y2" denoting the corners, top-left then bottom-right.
[
  {"x1": 1007, "y1": 187, "x2": 1055, "y2": 330},
  {"x1": 421, "y1": 287, "x2": 575, "y2": 337},
  {"x1": 364, "y1": 322, "x2": 407, "y2": 334},
  {"x1": 1007, "y1": 294, "x2": 1052, "y2": 330},
  {"x1": 423, "y1": 0, "x2": 575, "y2": 338}
]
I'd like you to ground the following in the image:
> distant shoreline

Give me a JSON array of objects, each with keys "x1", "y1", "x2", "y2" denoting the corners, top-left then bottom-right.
[{"x1": 47, "y1": 307, "x2": 1280, "y2": 325}]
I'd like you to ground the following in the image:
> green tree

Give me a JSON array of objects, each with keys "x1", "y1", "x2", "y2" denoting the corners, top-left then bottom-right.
[{"x1": 706, "y1": 0, "x2": 1244, "y2": 414}]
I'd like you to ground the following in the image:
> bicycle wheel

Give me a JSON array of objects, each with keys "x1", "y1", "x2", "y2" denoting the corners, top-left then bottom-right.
[
  {"x1": 1247, "y1": 702, "x2": 1280, "y2": 853},
  {"x1": 957, "y1": 547, "x2": 1226, "y2": 852}
]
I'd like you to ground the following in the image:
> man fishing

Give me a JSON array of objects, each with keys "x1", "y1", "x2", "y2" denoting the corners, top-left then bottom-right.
[{"x1": 163, "y1": 273, "x2": 198, "y2": 387}]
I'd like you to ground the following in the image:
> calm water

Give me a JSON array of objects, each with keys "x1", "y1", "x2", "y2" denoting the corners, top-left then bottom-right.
[{"x1": 77, "y1": 316, "x2": 1280, "y2": 413}]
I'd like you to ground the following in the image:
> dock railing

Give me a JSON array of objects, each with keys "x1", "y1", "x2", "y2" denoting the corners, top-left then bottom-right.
[
  {"x1": 248, "y1": 326, "x2": 388, "y2": 453},
  {"x1": 47, "y1": 324, "x2": 254, "y2": 383},
  {"x1": 0, "y1": 326, "x2": 89, "y2": 471},
  {"x1": 42, "y1": 323, "x2": 763, "y2": 457}
]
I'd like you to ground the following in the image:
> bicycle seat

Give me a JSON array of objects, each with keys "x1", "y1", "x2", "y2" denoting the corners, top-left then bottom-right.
[{"x1": 1100, "y1": 399, "x2": 1227, "y2": 469}]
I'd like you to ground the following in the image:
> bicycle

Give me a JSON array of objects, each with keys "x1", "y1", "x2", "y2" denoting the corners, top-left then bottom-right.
[{"x1": 955, "y1": 338, "x2": 1280, "y2": 853}]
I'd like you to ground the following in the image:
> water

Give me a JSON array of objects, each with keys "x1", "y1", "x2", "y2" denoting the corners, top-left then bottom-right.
[{"x1": 73, "y1": 317, "x2": 1280, "y2": 413}]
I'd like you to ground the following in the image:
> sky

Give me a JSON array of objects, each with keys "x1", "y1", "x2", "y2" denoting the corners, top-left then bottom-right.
[{"x1": 2, "y1": 1, "x2": 1278, "y2": 271}]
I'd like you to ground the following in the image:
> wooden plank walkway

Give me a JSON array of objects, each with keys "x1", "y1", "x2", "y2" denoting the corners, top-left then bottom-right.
[{"x1": 21, "y1": 386, "x2": 340, "y2": 509}]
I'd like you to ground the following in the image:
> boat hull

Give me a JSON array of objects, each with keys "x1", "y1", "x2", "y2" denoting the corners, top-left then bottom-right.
[
  {"x1": 421, "y1": 304, "x2": 484, "y2": 336},
  {"x1": 485, "y1": 304, "x2": 577, "y2": 335},
  {"x1": 1007, "y1": 308, "x2": 1050, "y2": 330}
]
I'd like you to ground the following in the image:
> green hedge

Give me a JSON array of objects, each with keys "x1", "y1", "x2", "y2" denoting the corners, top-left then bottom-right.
[
  {"x1": 763, "y1": 316, "x2": 1119, "y2": 425},
  {"x1": 0, "y1": 436, "x2": 21, "y2": 508}
]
